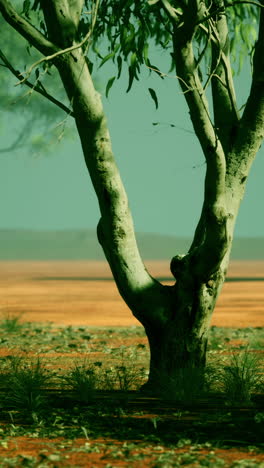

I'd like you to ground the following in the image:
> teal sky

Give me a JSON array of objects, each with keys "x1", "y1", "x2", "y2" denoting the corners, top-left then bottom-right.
[{"x1": 2, "y1": 53, "x2": 264, "y2": 238}]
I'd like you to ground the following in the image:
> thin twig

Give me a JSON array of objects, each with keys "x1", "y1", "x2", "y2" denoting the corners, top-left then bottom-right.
[
  {"x1": 146, "y1": 65, "x2": 197, "y2": 93},
  {"x1": 210, "y1": 73, "x2": 228, "y2": 88},
  {"x1": 0, "y1": 49, "x2": 74, "y2": 117},
  {"x1": 202, "y1": 19, "x2": 222, "y2": 92}
]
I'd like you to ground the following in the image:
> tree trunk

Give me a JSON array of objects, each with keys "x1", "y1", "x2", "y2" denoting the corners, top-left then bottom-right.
[
  {"x1": 140, "y1": 253, "x2": 228, "y2": 395},
  {"x1": 144, "y1": 321, "x2": 208, "y2": 395}
]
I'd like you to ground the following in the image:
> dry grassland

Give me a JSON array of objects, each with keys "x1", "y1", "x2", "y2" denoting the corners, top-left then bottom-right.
[{"x1": 0, "y1": 260, "x2": 263, "y2": 327}]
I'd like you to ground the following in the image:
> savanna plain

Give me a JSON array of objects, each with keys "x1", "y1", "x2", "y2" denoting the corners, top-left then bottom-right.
[{"x1": 0, "y1": 260, "x2": 263, "y2": 467}]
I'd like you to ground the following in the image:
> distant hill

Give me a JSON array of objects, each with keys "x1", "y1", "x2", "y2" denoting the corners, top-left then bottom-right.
[{"x1": 0, "y1": 229, "x2": 263, "y2": 260}]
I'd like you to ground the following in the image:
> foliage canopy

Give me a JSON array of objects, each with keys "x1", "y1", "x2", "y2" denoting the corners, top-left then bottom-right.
[{"x1": 1, "y1": 0, "x2": 261, "y2": 114}]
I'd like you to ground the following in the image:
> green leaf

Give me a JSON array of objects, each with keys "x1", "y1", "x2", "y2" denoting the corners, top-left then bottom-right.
[
  {"x1": 99, "y1": 51, "x2": 116, "y2": 68},
  {"x1": 126, "y1": 67, "x2": 135, "y2": 93},
  {"x1": 32, "y1": 0, "x2": 41, "y2": 10},
  {"x1": 148, "y1": 88, "x2": 158, "y2": 109},
  {"x1": 130, "y1": 52, "x2": 137, "y2": 69},
  {"x1": 99, "y1": 44, "x2": 120, "y2": 68},
  {"x1": 93, "y1": 46, "x2": 103, "y2": 60},
  {"x1": 89, "y1": 60, "x2": 94, "y2": 75},
  {"x1": 123, "y1": 26, "x2": 135, "y2": 56},
  {"x1": 117, "y1": 56, "x2": 122, "y2": 79},
  {"x1": 143, "y1": 43, "x2": 149, "y2": 65},
  {"x1": 105, "y1": 76, "x2": 115, "y2": 98},
  {"x1": 22, "y1": 0, "x2": 31, "y2": 18},
  {"x1": 40, "y1": 20, "x2": 46, "y2": 32}
]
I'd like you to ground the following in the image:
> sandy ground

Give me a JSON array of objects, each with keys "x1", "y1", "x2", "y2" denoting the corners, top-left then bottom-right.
[
  {"x1": 0, "y1": 260, "x2": 263, "y2": 328},
  {"x1": 0, "y1": 260, "x2": 263, "y2": 468}
]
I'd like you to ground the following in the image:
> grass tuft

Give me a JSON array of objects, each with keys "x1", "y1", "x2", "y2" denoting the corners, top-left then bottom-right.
[
  {"x1": 2, "y1": 356, "x2": 51, "y2": 417},
  {"x1": 62, "y1": 362, "x2": 98, "y2": 403},
  {"x1": 220, "y1": 348, "x2": 263, "y2": 404},
  {"x1": 0, "y1": 313, "x2": 23, "y2": 333},
  {"x1": 99, "y1": 347, "x2": 146, "y2": 391}
]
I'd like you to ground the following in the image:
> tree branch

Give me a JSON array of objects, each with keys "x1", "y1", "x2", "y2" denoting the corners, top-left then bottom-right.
[
  {"x1": 160, "y1": 0, "x2": 206, "y2": 40},
  {"x1": 210, "y1": 1, "x2": 239, "y2": 152},
  {"x1": 0, "y1": 49, "x2": 74, "y2": 117},
  {"x1": 0, "y1": 0, "x2": 58, "y2": 56},
  {"x1": 228, "y1": 5, "x2": 264, "y2": 177},
  {"x1": 39, "y1": 0, "x2": 172, "y2": 326},
  {"x1": 172, "y1": 15, "x2": 228, "y2": 278},
  {"x1": 160, "y1": 0, "x2": 183, "y2": 26}
]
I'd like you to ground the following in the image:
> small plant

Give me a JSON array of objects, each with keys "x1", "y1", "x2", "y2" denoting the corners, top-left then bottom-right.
[
  {"x1": 3, "y1": 356, "x2": 51, "y2": 416},
  {"x1": 220, "y1": 348, "x2": 263, "y2": 404},
  {"x1": 62, "y1": 362, "x2": 98, "y2": 403},
  {"x1": 99, "y1": 366, "x2": 116, "y2": 390},
  {"x1": 99, "y1": 364, "x2": 146, "y2": 391},
  {"x1": 99, "y1": 347, "x2": 146, "y2": 391},
  {"x1": 114, "y1": 364, "x2": 146, "y2": 391},
  {"x1": 0, "y1": 313, "x2": 23, "y2": 333}
]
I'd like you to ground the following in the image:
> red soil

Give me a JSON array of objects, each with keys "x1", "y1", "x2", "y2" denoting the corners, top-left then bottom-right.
[{"x1": 0, "y1": 435, "x2": 263, "y2": 467}]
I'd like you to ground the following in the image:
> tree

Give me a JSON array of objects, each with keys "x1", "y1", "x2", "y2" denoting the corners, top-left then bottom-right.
[{"x1": 0, "y1": 0, "x2": 263, "y2": 393}]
